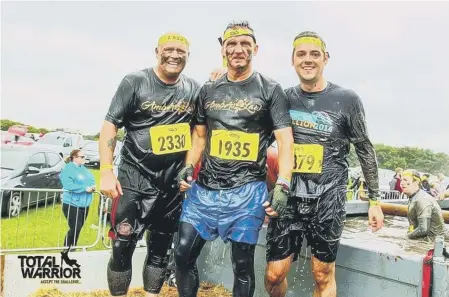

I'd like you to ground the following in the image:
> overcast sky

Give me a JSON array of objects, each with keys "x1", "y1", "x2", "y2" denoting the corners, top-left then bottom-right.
[{"x1": 1, "y1": 1, "x2": 448, "y2": 154}]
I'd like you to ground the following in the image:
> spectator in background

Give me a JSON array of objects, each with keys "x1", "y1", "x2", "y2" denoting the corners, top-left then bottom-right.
[
  {"x1": 437, "y1": 173, "x2": 449, "y2": 192},
  {"x1": 430, "y1": 182, "x2": 441, "y2": 198},
  {"x1": 60, "y1": 149, "x2": 96, "y2": 247},
  {"x1": 401, "y1": 169, "x2": 447, "y2": 241},
  {"x1": 389, "y1": 167, "x2": 403, "y2": 192},
  {"x1": 421, "y1": 173, "x2": 431, "y2": 193}
]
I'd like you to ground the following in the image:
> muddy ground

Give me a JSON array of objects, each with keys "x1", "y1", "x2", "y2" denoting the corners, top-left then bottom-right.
[{"x1": 29, "y1": 282, "x2": 232, "y2": 297}]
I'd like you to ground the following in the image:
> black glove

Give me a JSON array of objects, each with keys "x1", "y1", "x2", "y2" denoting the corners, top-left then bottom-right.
[
  {"x1": 268, "y1": 182, "x2": 290, "y2": 218},
  {"x1": 177, "y1": 164, "x2": 194, "y2": 186}
]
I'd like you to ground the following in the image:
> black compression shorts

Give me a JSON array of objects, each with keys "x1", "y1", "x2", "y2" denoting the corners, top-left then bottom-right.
[
  {"x1": 108, "y1": 162, "x2": 183, "y2": 240},
  {"x1": 266, "y1": 191, "x2": 346, "y2": 264}
]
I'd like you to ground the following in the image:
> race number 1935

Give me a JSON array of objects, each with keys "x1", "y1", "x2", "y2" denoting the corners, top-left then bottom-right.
[{"x1": 210, "y1": 130, "x2": 259, "y2": 162}]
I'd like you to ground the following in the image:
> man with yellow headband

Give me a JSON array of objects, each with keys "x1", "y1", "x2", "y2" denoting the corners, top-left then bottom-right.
[
  {"x1": 264, "y1": 31, "x2": 385, "y2": 297},
  {"x1": 175, "y1": 20, "x2": 294, "y2": 297},
  {"x1": 98, "y1": 32, "x2": 200, "y2": 297},
  {"x1": 400, "y1": 169, "x2": 447, "y2": 240}
]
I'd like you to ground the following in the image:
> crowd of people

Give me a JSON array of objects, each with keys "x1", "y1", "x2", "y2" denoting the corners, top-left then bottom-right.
[{"x1": 390, "y1": 168, "x2": 449, "y2": 200}]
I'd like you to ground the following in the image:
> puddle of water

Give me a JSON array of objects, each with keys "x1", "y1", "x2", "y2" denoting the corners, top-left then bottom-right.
[{"x1": 342, "y1": 215, "x2": 441, "y2": 255}]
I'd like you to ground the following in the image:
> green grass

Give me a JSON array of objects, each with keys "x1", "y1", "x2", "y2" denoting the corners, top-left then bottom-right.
[{"x1": 0, "y1": 169, "x2": 111, "y2": 253}]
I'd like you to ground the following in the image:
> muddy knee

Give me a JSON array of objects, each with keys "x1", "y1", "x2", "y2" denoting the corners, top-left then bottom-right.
[
  {"x1": 231, "y1": 242, "x2": 255, "y2": 276},
  {"x1": 174, "y1": 238, "x2": 193, "y2": 270},
  {"x1": 265, "y1": 267, "x2": 286, "y2": 286},
  {"x1": 109, "y1": 222, "x2": 136, "y2": 272},
  {"x1": 312, "y1": 263, "x2": 334, "y2": 289}
]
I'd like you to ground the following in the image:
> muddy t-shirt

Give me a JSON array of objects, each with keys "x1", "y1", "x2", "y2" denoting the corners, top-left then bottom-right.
[
  {"x1": 105, "y1": 68, "x2": 201, "y2": 187},
  {"x1": 195, "y1": 72, "x2": 291, "y2": 190},
  {"x1": 408, "y1": 190, "x2": 447, "y2": 239},
  {"x1": 286, "y1": 82, "x2": 379, "y2": 199}
]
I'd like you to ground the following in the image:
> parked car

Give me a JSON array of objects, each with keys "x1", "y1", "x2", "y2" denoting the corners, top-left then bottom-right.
[
  {"x1": 82, "y1": 141, "x2": 100, "y2": 168},
  {"x1": 1, "y1": 132, "x2": 36, "y2": 147},
  {"x1": 1, "y1": 146, "x2": 65, "y2": 217},
  {"x1": 81, "y1": 140, "x2": 122, "y2": 169},
  {"x1": 33, "y1": 131, "x2": 84, "y2": 158}
]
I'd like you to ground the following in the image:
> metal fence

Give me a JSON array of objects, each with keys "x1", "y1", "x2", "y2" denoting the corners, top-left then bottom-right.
[
  {"x1": 347, "y1": 189, "x2": 407, "y2": 201},
  {"x1": 1, "y1": 187, "x2": 408, "y2": 254},
  {"x1": 0, "y1": 187, "x2": 107, "y2": 253}
]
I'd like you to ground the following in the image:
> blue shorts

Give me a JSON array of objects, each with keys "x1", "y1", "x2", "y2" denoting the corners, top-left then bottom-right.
[{"x1": 180, "y1": 181, "x2": 268, "y2": 245}]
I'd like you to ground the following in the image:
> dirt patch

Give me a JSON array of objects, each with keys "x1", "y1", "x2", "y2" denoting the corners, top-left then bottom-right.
[{"x1": 29, "y1": 282, "x2": 232, "y2": 297}]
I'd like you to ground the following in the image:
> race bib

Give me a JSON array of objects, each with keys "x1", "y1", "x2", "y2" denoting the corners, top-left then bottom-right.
[
  {"x1": 210, "y1": 130, "x2": 259, "y2": 161},
  {"x1": 150, "y1": 123, "x2": 192, "y2": 155},
  {"x1": 293, "y1": 144, "x2": 324, "y2": 174}
]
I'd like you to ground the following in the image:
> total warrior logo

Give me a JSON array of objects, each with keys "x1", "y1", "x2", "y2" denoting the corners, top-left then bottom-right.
[{"x1": 18, "y1": 246, "x2": 82, "y2": 284}]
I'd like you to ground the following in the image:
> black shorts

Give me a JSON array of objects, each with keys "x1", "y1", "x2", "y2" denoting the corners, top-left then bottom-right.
[
  {"x1": 266, "y1": 191, "x2": 346, "y2": 263},
  {"x1": 108, "y1": 162, "x2": 183, "y2": 241}
]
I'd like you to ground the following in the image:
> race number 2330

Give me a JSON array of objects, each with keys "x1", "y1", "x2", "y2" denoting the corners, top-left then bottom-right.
[
  {"x1": 150, "y1": 123, "x2": 192, "y2": 155},
  {"x1": 293, "y1": 144, "x2": 324, "y2": 174},
  {"x1": 210, "y1": 130, "x2": 259, "y2": 161}
]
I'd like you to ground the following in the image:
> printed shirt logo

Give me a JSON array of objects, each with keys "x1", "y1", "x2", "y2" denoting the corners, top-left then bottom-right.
[
  {"x1": 141, "y1": 99, "x2": 194, "y2": 115},
  {"x1": 290, "y1": 110, "x2": 333, "y2": 134},
  {"x1": 205, "y1": 98, "x2": 262, "y2": 114}
]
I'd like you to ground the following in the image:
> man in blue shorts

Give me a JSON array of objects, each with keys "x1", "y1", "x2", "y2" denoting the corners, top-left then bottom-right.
[{"x1": 174, "y1": 20, "x2": 294, "y2": 297}]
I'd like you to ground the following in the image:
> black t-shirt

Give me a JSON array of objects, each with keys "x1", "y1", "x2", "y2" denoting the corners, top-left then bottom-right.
[
  {"x1": 286, "y1": 82, "x2": 379, "y2": 198},
  {"x1": 195, "y1": 71, "x2": 292, "y2": 190},
  {"x1": 105, "y1": 68, "x2": 201, "y2": 188}
]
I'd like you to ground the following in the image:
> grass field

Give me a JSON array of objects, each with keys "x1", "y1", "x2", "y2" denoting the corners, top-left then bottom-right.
[{"x1": 0, "y1": 169, "x2": 110, "y2": 253}]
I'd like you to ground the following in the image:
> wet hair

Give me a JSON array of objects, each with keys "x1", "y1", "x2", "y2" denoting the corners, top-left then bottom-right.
[
  {"x1": 65, "y1": 149, "x2": 81, "y2": 163},
  {"x1": 219, "y1": 20, "x2": 257, "y2": 45},
  {"x1": 291, "y1": 31, "x2": 329, "y2": 59}
]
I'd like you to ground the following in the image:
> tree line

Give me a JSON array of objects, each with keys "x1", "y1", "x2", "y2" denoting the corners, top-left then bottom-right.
[{"x1": 1, "y1": 119, "x2": 448, "y2": 175}]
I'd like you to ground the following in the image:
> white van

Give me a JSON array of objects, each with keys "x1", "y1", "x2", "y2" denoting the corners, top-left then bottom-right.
[{"x1": 33, "y1": 131, "x2": 84, "y2": 158}]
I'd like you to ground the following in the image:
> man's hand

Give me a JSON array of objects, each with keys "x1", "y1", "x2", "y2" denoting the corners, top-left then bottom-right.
[
  {"x1": 86, "y1": 186, "x2": 96, "y2": 193},
  {"x1": 265, "y1": 180, "x2": 290, "y2": 218},
  {"x1": 368, "y1": 203, "x2": 384, "y2": 232},
  {"x1": 100, "y1": 170, "x2": 123, "y2": 199},
  {"x1": 263, "y1": 201, "x2": 278, "y2": 217},
  {"x1": 177, "y1": 164, "x2": 194, "y2": 192},
  {"x1": 209, "y1": 68, "x2": 227, "y2": 82}
]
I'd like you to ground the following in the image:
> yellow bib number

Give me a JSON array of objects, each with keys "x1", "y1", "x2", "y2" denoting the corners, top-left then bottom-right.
[
  {"x1": 150, "y1": 123, "x2": 192, "y2": 155},
  {"x1": 210, "y1": 130, "x2": 259, "y2": 161},
  {"x1": 293, "y1": 144, "x2": 324, "y2": 174}
]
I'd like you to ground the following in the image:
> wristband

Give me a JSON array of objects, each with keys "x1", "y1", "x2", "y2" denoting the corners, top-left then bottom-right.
[
  {"x1": 100, "y1": 164, "x2": 114, "y2": 171},
  {"x1": 369, "y1": 199, "x2": 380, "y2": 206},
  {"x1": 276, "y1": 177, "x2": 291, "y2": 190}
]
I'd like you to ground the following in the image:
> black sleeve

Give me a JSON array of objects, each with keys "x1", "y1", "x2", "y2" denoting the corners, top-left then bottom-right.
[
  {"x1": 269, "y1": 84, "x2": 292, "y2": 130},
  {"x1": 346, "y1": 92, "x2": 380, "y2": 200},
  {"x1": 105, "y1": 77, "x2": 134, "y2": 128},
  {"x1": 193, "y1": 84, "x2": 208, "y2": 126}
]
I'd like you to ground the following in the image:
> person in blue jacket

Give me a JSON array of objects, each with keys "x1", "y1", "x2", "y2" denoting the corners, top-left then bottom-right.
[{"x1": 60, "y1": 149, "x2": 96, "y2": 247}]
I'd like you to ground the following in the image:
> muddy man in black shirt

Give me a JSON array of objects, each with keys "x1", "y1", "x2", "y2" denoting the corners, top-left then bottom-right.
[
  {"x1": 264, "y1": 32, "x2": 385, "y2": 297},
  {"x1": 175, "y1": 21, "x2": 294, "y2": 297},
  {"x1": 98, "y1": 32, "x2": 200, "y2": 297}
]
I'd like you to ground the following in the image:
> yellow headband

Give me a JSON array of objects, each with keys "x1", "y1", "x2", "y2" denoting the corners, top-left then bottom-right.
[
  {"x1": 293, "y1": 36, "x2": 326, "y2": 52},
  {"x1": 158, "y1": 33, "x2": 189, "y2": 46},
  {"x1": 222, "y1": 28, "x2": 254, "y2": 42},
  {"x1": 402, "y1": 171, "x2": 421, "y2": 182}
]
